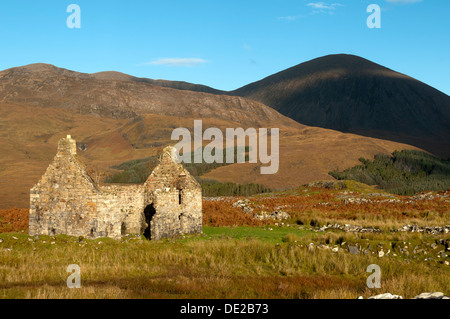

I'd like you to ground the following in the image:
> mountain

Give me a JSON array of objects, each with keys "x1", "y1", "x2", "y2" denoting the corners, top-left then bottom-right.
[
  {"x1": 231, "y1": 54, "x2": 450, "y2": 157},
  {"x1": 0, "y1": 63, "x2": 290, "y2": 128},
  {"x1": 0, "y1": 62, "x2": 420, "y2": 208},
  {"x1": 92, "y1": 71, "x2": 224, "y2": 95}
]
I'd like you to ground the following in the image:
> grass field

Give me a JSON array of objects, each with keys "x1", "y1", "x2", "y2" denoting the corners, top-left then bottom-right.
[
  {"x1": 0, "y1": 227, "x2": 448, "y2": 299},
  {"x1": 0, "y1": 182, "x2": 449, "y2": 299}
]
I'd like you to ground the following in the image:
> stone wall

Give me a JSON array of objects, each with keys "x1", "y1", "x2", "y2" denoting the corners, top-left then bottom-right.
[
  {"x1": 29, "y1": 136, "x2": 202, "y2": 240},
  {"x1": 29, "y1": 136, "x2": 101, "y2": 238},
  {"x1": 144, "y1": 146, "x2": 203, "y2": 240}
]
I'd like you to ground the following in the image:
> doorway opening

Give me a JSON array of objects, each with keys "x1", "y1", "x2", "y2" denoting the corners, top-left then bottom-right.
[{"x1": 143, "y1": 204, "x2": 156, "y2": 240}]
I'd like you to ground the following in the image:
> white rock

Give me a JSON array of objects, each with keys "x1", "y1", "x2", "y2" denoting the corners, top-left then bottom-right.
[
  {"x1": 414, "y1": 292, "x2": 446, "y2": 299},
  {"x1": 368, "y1": 293, "x2": 403, "y2": 299}
]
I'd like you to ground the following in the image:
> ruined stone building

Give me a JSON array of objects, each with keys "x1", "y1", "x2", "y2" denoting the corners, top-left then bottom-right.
[{"x1": 29, "y1": 135, "x2": 202, "y2": 240}]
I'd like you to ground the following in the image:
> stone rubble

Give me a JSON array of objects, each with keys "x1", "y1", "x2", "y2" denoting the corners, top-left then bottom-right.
[
  {"x1": 393, "y1": 225, "x2": 450, "y2": 235},
  {"x1": 335, "y1": 188, "x2": 450, "y2": 206},
  {"x1": 253, "y1": 210, "x2": 291, "y2": 221},
  {"x1": 231, "y1": 199, "x2": 291, "y2": 221},
  {"x1": 316, "y1": 223, "x2": 381, "y2": 233},
  {"x1": 231, "y1": 199, "x2": 254, "y2": 213}
]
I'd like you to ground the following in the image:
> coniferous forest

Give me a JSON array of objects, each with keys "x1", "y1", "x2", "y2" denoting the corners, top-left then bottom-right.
[{"x1": 329, "y1": 150, "x2": 450, "y2": 195}]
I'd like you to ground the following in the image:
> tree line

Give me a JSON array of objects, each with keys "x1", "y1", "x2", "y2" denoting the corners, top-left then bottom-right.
[{"x1": 329, "y1": 150, "x2": 450, "y2": 195}]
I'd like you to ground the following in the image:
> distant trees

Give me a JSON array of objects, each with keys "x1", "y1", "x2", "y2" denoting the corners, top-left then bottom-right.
[
  {"x1": 104, "y1": 146, "x2": 271, "y2": 196},
  {"x1": 329, "y1": 150, "x2": 450, "y2": 195},
  {"x1": 104, "y1": 156, "x2": 159, "y2": 184},
  {"x1": 199, "y1": 179, "x2": 272, "y2": 197}
]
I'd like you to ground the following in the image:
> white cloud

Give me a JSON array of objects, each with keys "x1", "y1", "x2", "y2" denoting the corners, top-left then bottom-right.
[
  {"x1": 307, "y1": 2, "x2": 332, "y2": 10},
  {"x1": 277, "y1": 2, "x2": 342, "y2": 22},
  {"x1": 385, "y1": 0, "x2": 422, "y2": 3},
  {"x1": 143, "y1": 58, "x2": 209, "y2": 67},
  {"x1": 306, "y1": 2, "x2": 343, "y2": 14},
  {"x1": 278, "y1": 14, "x2": 306, "y2": 21}
]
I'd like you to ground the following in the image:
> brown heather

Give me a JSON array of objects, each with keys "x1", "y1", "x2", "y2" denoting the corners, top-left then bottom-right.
[{"x1": 0, "y1": 208, "x2": 28, "y2": 233}]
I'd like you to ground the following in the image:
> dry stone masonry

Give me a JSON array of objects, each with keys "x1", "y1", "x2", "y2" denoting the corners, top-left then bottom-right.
[{"x1": 29, "y1": 136, "x2": 202, "y2": 240}]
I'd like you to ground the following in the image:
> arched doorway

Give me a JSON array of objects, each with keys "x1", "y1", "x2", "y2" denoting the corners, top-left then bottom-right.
[{"x1": 144, "y1": 204, "x2": 156, "y2": 240}]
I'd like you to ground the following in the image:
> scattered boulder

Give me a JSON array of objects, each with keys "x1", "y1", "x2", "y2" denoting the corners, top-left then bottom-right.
[
  {"x1": 232, "y1": 199, "x2": 254, "y2": 213},
  {"x1": 409, "y1": 192, "x2": 450, "y2": 201},
  {"x1": 317, "y1": 223, "x2": 381, "y2": 233},
  {"x1": 348, "y1": 245, "x2": 360, "y2": 255},
  {"x1": 393, "y1": 225, "x2": 450, "y2": 235},
  {"x1": 253, "y1": 210, "x2": 290, "y2": 221},
  {"x1": 368, "y1": 293, "x2": 403, "y2": 299},
  {"x1": 413, "y1": 292, "x2": 449, "y2": 299},
  {"x1": 359, "y1": 292, "x2": 449, "y2": 299}
]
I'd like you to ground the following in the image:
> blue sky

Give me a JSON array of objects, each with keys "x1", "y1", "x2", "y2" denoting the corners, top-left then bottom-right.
[{"x1": 0, "y1": 0, "x2": 449, "y2": 94}]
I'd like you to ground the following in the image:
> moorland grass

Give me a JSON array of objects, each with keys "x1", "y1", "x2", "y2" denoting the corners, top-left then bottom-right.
[
  {"x1": 0, "y1": 227, "x2": 448, "y2": 299},
  {"x1": 1, "y1": 183, "x2": 448, "y2": 299}
]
